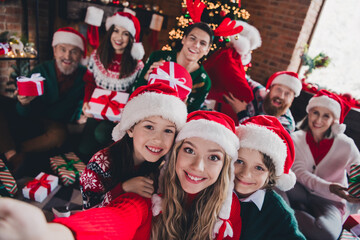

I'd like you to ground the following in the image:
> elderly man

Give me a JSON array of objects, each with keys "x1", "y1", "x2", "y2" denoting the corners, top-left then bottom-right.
[
  {"x1": 223, "y1": 71, "x2": 301, "y2": 133},
  {"x1": 0, "y1": 27, "x2": 90, "y2": 175}
]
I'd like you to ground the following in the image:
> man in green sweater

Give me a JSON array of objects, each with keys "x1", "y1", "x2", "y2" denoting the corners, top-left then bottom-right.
[{"x1": 0, "y1": 27, "x2": 90, "y2": 175}]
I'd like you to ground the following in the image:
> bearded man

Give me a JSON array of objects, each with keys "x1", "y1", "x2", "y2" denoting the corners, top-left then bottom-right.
[
  {"x1": 0, "y1": 27, "x2": 91, "y2": 176},
  {"x1": 223, "y1": 71, "x2": 301, "y2": 133}
]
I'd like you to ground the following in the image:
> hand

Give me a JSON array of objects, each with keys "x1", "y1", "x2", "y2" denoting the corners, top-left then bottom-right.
[
  {"x1": 223, "y1": 92, "x2": 248, "y2": 114},
  {"x1": 329, "y1": 183, "x2": 360, "y2": 203},
  {"x1": 122, "y1": 176, "x2": 154, "y2": 198},
  {"x1": 0, "y1": 198, "x2": 74, "y2": 240},
  {"x1": 144, "y1": 60, "x2": 165, "y2": 81},
  {"x1": 17, "y1": 93, "x2": 36, "y2": 106},
  {"x1": 82, "y1": 102, "x2": 93, "y2": 118}
]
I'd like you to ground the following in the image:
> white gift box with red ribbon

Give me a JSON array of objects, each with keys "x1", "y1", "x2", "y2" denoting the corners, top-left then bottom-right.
[
  {"x1": 17, "y1": 73, "x2": 45, "y2": 96},
  {"x1": 86, "y1": 88, "x2": 129, "y2": 122},
  {"x1": 22, "y1": 172, "x2": 58, "y2": 202},
  {"x1": 148, "y1": 61, "x2": 192, "y2": 101}
]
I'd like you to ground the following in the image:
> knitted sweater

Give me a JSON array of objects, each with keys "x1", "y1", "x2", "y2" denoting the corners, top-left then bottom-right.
[
  {"x1": 291, "y1": 130, "x2": 360, "y2": 202},
  {"x1": 16, "y1": 60, "x2": 89, "y2": 122},
  {"x1": 84, "y1": 50, "x2": 144, "y2": 101},
  {"x1": 131, "y1": 50, "x2": 211, "y2": 113},
  {"x1": 236, "y1": 77, "x2": 295, "y2": 133},
  {"x1": 239, "y1": 190, "x2": 305, "y2": 240}
]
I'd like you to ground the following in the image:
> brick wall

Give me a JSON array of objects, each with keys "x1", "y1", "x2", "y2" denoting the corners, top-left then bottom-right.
[{"x1": 243, "y1": 0, "x2": 324, "y2": 85}]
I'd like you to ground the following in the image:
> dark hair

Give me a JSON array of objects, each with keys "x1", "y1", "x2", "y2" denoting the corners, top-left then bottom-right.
[
  {"x1": 261, "y1": 154, "x2": 277, "y2": 190},
  {"x1": 298, "y1": 115, "x2": 332, "y2": 138},
  {"x1": 97, "y1": 25, "x2": 138, "y2": 78},
  {"x1": 184, "y1": 22, "x2": 214, "y2": 46},
  {"x1": 106, "y1": 134, "x2": 161, "y2": 192}
]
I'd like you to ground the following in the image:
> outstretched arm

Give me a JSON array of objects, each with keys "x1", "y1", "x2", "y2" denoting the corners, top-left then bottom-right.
[{"x1": 0, "y1": 198, "x2": 74, "y2": 240}]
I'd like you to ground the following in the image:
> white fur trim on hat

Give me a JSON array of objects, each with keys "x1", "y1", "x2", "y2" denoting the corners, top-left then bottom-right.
[
  {"x1": 236, "y1": 124, "x2": 295, "y2": 191},
  {"x1": 176, "y1": 119, "x2": 240, "y2": 162},
  {"x1": 271, "y1": 74, "x2": 302, "y2": 97},
  {"x1": 131, "y1": 42, "x2": 145, "y2": 60},
  {"x1": 105, "y1": 14, "x2": 136, "y2": 36},
  {"x1": 52, "y1": 31, "x2": 84, "y2": 52},
  {"x1": 306, "y1": 95, "x2": 341, "y2": 120},
  {"x1": 112, "y1": 92, "x2": 187, "y2": 141},
  {"x1": 151, "y1": 194, "x2": 162, "y2": 216}
]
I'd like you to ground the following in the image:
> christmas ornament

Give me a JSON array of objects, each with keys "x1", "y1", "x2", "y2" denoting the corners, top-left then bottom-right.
[{"x1": 220, "y1": 10, "x2": 227, "y2": 17}]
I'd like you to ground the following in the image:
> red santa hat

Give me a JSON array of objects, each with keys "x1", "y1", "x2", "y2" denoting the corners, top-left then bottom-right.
[
  {"x1": 236, "y1": 115, "x2": 296, "y2": 191},
  {"x1": 265, "y1": 71, "x2": 302, "y2": 97},
  {"x1": 306, "y1": 90, "x2": 351, "y2": 135},
  {"x1": 112, "y1": 83, "x2": 187, "y2": 141},
  {"x1": 52, "y1": 27, "x2": 87, "y2": 57},
  {"x1": 105, "y1": 11, "x2": 144, "y2": 60},
  {"x1": 176, "y1": 110, "x2": 240, "y2": 239}
]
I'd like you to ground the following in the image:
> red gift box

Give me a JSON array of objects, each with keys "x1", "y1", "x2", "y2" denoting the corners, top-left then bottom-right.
[
  {"x1": 148, "y1": 61, "x2": 192, "y2": 101},
  {"x1": 0, "y1": 42, "x2": 11, "y2": 56},
  {"x1": 17, "y1": 73, "x2": 45, "y2": 96},
  {"x1": 86, "y1": 88, "x2": 129, "y2": 122},
  {"x1": 344, "y1": 214, "x2": 360, "y2": 236}
]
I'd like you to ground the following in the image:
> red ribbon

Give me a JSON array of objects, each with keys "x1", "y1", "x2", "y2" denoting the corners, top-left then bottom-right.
[
  {"x1": 215, "y1": 218, "x2": 233, "y2": 240},
  {"x1": 90, "y1": 91, "x2": 125, "y2": 120},
  {"x1": 26, "y1": 173, "x2": 51, "y2": 200}
]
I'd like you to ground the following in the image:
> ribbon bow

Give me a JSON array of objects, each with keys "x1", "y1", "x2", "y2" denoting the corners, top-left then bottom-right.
[
  {"x1": 90, "y1": 91, "x2": 125, "y2": 120},
  {"x1": 57, "y1": 154, "x2": 82, "y2": 179},
  {"x1": 26, "y1": 173, "x2": 51, "y2": 200},
  {"x1": 0, "y1": 43, "x2": 10, "y2": 54},
  {"x1": 148, "y1": 62, "x2": 191, "y2": 93},
  {"x1": 17, "y1": 73, "x2": 45, "y2": 82}
]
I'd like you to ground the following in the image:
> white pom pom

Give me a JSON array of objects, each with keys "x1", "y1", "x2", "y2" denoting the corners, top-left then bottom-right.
[
  {"x1": 276, "y1": 170, "x2": 296, "y2": 191},
  {"x1": 131, "y1": 42, "x2": 145, "y2": 60},
  {"x1": 331, "y1": 122, "x2": 346, "y2": 135},
  {"x1": 151, "y1": 194, "x2": 162, "y2": 216}
]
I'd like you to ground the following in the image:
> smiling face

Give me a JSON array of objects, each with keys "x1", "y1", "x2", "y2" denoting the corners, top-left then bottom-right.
[
  {"x1": 127, "y1": 116, "x2": 176, "y2": 166},
  {"x1": 234, "y1": 148, "x2": 269, "y2": 198},
  {"x1": 110, "y1": 26, "x2": 131, "y2": 54},
  {"x1": 175, "y1": 137, "x2": 225, "y2": 194},
  {"x1": 180, "y1": 27, "x2": 211, "y2": 63},
  {"x1": 263, "y1": 84, "x2": 295, "y2": 117},
  {"x1": 308, "y1": 106, "x2": 335, "y2": 140},
  {"x1": 53, "y1": 43, "x2": 82, "y2": 75}
]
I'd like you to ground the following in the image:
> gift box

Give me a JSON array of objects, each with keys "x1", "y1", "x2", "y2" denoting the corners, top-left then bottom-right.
[
  {"x1": 17, "y1": 73, "x2": 45, "y2": 96},
  {"x1": 0, "y1": 42, "x2": 11, "y2": 56},
  {"x1": 348, "y1": 164, "x2": 360, "y2": 198},
  {"x1": 86, "y1": 88, "x2": 129, "y2": 122},
  {"x1": 0, "y1": 158, "x2": 18, "y2": 197},
  {"x1": 50, "y1": 152, "x2": 86, "y2": 186},
  {"x1": 22, "y1": 172, "x2": 58, "y2": 202},
  {"x1": 148, "y1": 61, "x2": 192, "y2": 101},
  {"x1": 344, "y1": 214, "x2": 360, "y2": 237}
]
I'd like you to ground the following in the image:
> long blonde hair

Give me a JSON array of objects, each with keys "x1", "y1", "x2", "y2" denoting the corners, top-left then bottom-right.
[{"x1": 151, "y1": 140, "x2": 232, "y2": 240}]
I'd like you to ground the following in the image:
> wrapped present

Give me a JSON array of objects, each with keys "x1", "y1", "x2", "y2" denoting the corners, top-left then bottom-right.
[
  {"x1": 17, "y1": 73, "x2": 45, "y2": 96},
  {"x1": 348, "y1": 164, "x2": 360, "y2": 198},
  {"x1": 22, "y1": 172, "x2": 58, "y2": 202},
  {"x1": 148, "y1": 61, "x2": 192, "y2": 101},
  {"x1": 344, "y1": 214, "x2": 360, "y2": 237},
  {"x1": 0, "y1": 158, "x2": 18, "y2": 197},
  {"x1": 0, "y1": 42, "x2": 11, "y2": 56},
  {"x1": 50, "y1": 152, "x2": 86, "y2": 186},
  {"x1": 86, "y1": 88, "x2": 129, "y2": 122}
]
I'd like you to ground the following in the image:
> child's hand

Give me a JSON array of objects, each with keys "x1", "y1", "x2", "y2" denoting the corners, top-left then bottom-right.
[
  {"x1": 122, "y1": 176, "x2": 154, "y2": 198},
  {"x1": 144, "y1": 60, "x2": 165, "y2": 81},
  {"x1": 82, "y1": 102, "x2": 93, "y2": 118}
]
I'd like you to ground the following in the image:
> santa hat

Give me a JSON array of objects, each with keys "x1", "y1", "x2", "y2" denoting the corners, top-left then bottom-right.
[
  {"x1": 105, "y1": 11, "x2": 144, "y2": 60},
  {"x1": 176, "y1": 110, "x2": 240, "y2": 239},
  {"x1": 236, "y1": 115, "x2": 296, "y2": 191},
  {"x1": 306, "y1": 90, "x2": 351, "y2": 135},
  {"x1": 52, "y1": 27, "x2": 87, "y2": 57},
  {"x1": 266, "y1": 71, "x2": 302, "y2": 97},
  {"x1": 112, "y1": 83, "x2": 187, "y2": 141}
]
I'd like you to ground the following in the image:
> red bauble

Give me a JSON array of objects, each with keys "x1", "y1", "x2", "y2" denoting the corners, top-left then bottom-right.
[{"x1": 220, "y1": 10, "x2": 227, "y2": 17}]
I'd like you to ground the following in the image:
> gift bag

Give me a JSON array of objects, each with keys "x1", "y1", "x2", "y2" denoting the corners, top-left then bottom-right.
[
  {"x1": 50, "y1": 152, "x2": 86, "y2": 186},
  {"x1": 348, "y1": 164, "x2": 360, "y2": 198},
  {"x1": 148, "y1": 61, "x2": 192, "y2": 101},
  {"x1": 0, "y1": 158, "x2": 18, "y2": 197},
  {"x1": 86, "y1": 88, "x2": 129, "y2": 122},
  {"x1": 22, "y1": 172, "x2": 58, "y2": 202},
  {"x1": 17, "y1": 73, "x2": 45, "y2": 96}
]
